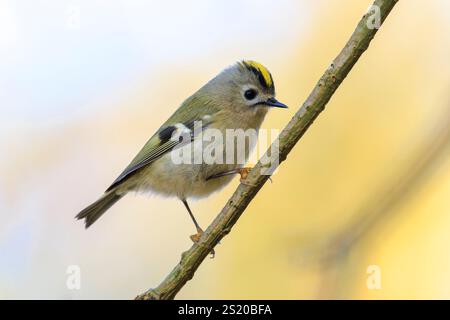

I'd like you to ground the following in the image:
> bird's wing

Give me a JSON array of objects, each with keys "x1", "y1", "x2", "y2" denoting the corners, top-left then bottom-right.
[{"x1": 106, "y1": 97, "x2": 219, "y2": 192}]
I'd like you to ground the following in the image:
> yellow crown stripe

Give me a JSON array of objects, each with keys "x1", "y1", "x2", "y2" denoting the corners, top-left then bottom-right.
[{"x1": 242, "y1": 60, "x2": 273, "y2": 88}]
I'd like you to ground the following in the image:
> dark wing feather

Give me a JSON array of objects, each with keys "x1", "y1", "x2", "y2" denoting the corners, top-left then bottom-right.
[
  {"x1": 106, "y1": 96, "x2": 219, "y2": 192},
  {"x1": 106, "y1": 140, "x2": 179, "y2": 192}
]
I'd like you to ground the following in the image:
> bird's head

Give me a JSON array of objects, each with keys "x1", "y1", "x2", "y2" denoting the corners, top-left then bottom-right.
[{"x1": 202, "y1": 60, "x2": 288, "y2": 114}]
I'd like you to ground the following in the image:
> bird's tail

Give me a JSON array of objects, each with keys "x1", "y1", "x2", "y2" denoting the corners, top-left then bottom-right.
[{"x1": 76, "y1": 192, "x2": 123, "y2": 228}]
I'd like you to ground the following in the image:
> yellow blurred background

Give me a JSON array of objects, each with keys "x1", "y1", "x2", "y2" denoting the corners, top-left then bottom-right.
[{"x1": 1, "y1": 0, "x2": 450, "y2": 299}]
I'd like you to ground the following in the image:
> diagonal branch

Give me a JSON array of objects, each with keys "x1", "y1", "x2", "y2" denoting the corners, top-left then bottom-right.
[{"x1": 136, "y1": 0, "x2": 399, "y2": 300}]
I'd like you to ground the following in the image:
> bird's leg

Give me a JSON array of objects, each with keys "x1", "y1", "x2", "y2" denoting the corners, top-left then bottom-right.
[
  {"x1": 206, "y1": 167, "x2": 254, "y2": 185},
  {"x1": 182, "y1": 199, "x2": 215, "y2": 257},
  {"x1": 182, "y1": 199, "x2": 203, "y2": 241}
]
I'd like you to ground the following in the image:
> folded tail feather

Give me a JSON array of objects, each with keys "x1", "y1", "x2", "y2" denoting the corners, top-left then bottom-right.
[{"x1": 76, "y1": 192, "x2": 123, "y2": 228}]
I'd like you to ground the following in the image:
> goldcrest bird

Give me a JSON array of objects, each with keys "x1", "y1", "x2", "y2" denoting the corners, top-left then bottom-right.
[{"x1": 76, "y1": 60, "x2": 287, "y2": 241}]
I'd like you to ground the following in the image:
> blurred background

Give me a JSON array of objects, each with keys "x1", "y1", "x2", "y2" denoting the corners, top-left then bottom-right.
[{"x1": 1, "y1": 0, "x2": 450, "y2": 299}]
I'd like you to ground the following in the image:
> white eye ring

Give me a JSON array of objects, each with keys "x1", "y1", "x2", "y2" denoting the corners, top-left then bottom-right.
[{"x1": 241, "y1": 85, "x2": 259, "y2": 102}]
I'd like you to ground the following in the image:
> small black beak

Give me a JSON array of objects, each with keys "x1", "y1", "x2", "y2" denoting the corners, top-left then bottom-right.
[{"x1": 265, "y1": 97, "x2": 288, "y2": 108}]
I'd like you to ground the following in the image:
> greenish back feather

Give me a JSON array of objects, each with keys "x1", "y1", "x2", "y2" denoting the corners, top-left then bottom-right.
[{"x1": 106, "y1": 94, "x2": 220, "y2": 191}]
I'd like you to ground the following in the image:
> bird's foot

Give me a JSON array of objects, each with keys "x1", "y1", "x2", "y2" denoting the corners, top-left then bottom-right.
[
  {"x1": 238, "y1": 167, "x2": 273, "y2": 185},
  {"x1": 190, "y1": 227, "x2": 215, "y2": 258},
  {"x1": 190, "y1": 227, "x2": 204, "y2": 243},
  {"x1": 206, "y1": 167, "x2": 255, "y2": 186},
  {"x1": 237, "y1": 167, "x2": 258, "y2": 186},
  {"x1": 238, "y1": 167, "x2": 251, "y2": 184}
]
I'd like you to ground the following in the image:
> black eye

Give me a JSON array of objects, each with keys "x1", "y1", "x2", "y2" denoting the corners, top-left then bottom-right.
[{"x1": 244, "y1": 89, "x2": 258, "y2": 100}]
